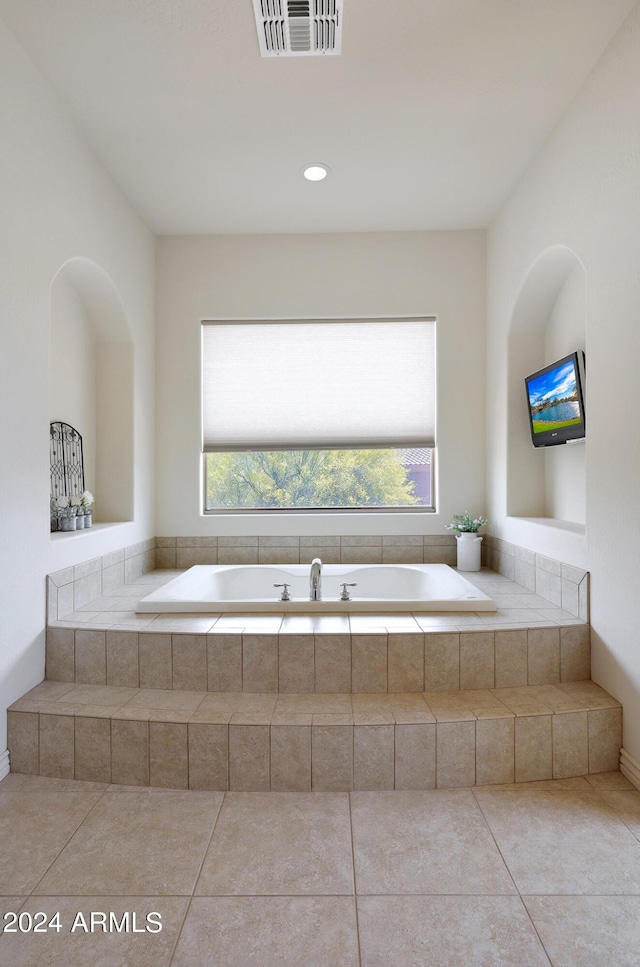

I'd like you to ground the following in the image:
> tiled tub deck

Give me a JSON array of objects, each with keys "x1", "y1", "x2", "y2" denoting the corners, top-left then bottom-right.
[{"x1": 7, "y1": 566, "x2": 622, "y2": 792}]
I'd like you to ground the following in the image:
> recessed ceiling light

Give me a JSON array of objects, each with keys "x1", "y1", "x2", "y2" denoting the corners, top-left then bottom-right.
[{"x1": 302, "y1": 164, "x2": 330, "y2": 182}]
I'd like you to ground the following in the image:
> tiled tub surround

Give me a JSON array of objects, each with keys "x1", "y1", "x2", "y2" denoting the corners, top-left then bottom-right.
[
  {"x1": 44, "y1": 610, "x2": 592, "y2": 693},
  {"x1": 46, "y1": 534, "x2": 588, "y2": 623},
  {"x1": 157, "y1": 535, "x2": 460, "y2": 569},
  {"x1": 21, "y1": 537, "x2": 618, "y2": 793},
  {"x1": 483, "y1": 535, "x2": 588, "y2": 620},
  {"x1": 46, "y1": 535, "x2": 461, "y2": 624},
  {"x1": 47, "y1": 538, "x2": 157, "y2": 624}
]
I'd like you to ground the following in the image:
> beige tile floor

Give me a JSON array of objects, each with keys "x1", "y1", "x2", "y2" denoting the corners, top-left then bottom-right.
[{"x1": 1, "y1": 772, "x2": 640, "y2": 966}]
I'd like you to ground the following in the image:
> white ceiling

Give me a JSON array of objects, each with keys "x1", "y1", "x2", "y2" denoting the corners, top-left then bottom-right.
[{"x1": 0, "y1": 0, "x2": 634, "y2": 235}]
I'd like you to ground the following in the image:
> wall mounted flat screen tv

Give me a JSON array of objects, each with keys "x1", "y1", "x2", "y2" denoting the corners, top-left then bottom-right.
[{"x1": 525, "y1": 351, "x2": 586, "y2": 448}]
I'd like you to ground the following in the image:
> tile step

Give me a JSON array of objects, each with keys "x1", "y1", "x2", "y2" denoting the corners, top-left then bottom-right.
[
  {"x1": 8, "y1": 681, "x2": 620, "y2": 791},
  {"x1": 46, "y1": 623, "x2": 591, "y2": 693}
]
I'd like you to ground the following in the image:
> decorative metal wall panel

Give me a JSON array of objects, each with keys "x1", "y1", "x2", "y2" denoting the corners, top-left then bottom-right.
[{"x1": 50, "y1": 422, "x2": 85, "y2": 500}]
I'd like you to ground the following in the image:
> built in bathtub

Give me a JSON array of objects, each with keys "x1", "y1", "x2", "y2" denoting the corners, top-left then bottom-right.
[{"x1": 136, "y1": 564, "x2": 496, "y2": 613}]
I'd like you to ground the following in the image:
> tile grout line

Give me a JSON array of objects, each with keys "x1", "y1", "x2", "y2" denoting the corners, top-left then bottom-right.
[
  {"x1": 516, "y1": 896, "x2": 555, "y2": 966},
  {"x1": 595, "y1": 793, "x2": 640, "y2": 843},
  {"x1": 26, "y1": 781, "x2": 111, "y2": 897},
  {"x1": 165, "y1": 792, "x2": 227, "y2": 966},
  {"x1": 467, "y1": 785, "x2": 556, "y2": 961},
  {"x1": 469, "y1": 786, "x2": 522, "y2": 900},
  {"x1": 347, "y1": 793, "x2": 363, "y2": 967}
]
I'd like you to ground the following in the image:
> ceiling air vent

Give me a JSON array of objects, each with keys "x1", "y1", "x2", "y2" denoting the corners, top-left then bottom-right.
[{"x1": 253, "y1": 0, "x2": 343, "y2": 57}]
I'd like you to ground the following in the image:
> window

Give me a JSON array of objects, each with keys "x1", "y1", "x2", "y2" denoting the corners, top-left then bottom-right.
[
  {"x1": 202, "y1": 318, "x2": 435, "y2": 512},
  {"x1": 205, "y1": 447, "x2": 432, "y2": 510}
]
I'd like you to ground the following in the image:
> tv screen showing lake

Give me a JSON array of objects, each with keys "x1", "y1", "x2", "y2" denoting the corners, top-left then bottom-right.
[
  {"x1": 533, "y1": 400, "x2": 580, "y2": 428},
  {"x1": 527, "y1": 357, "x2": 583, "y2": 433}
]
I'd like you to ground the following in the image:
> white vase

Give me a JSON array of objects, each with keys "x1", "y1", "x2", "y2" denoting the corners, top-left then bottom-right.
[{"x1": 455, "y1": 532, "x2": 483, "y2": 571}]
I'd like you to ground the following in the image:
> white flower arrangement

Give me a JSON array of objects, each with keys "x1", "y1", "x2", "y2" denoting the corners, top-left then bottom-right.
[
  {"x1": 53, "y1": 493, "x2": 93, "y2": 516},
  {"x1": 445, "y1": 513, "x2": 489, "y2": 534},
  {"x1": 51, "y1": 491, "x2": 94, "y2": 531}
]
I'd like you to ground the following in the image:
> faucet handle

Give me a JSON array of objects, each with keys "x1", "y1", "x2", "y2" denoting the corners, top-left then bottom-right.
[
  {"x1": 340, "y1": 582, "x2": 357, "y2": 601},
  {"x1": 274, "y1": 583, "x2": 291, "y2": 601}
]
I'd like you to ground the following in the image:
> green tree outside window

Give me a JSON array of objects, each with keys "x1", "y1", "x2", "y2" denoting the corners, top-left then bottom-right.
[{"x1": 205, "y1": 449, "x2": 425, "y2": 510}]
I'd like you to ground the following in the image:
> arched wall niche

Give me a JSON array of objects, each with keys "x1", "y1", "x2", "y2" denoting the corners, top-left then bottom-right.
[
  {"x1": 50, "y1": 258, "x2": 134, "y2": 524},
  {"x1": 506, "y1": 245, "x2": 586, "y2": 526}
]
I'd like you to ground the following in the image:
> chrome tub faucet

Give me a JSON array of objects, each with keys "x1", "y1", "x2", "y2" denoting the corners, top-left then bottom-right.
[{"x1": 309, "y1": 558, "x2": 322, "y2": 601}]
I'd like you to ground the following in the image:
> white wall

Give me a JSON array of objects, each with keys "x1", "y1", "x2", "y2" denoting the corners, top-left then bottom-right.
[
  {"x1": 50, "y1": 275, "x2": 98, "y2": 492},
  {"x1": 0, "y1": 19, "x2": 156, "y2": 756},
  {"x1": 543, "y1": 265, "x2": 586, "y2": 524},
  {"x1": 155, "y1": 231, "x2": 486, "y2": 537},
  {"x1": 486, "y1": 4, "x2": 640, "y2": 760}
]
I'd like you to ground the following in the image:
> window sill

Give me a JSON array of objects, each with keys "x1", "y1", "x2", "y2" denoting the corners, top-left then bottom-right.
[
  {"x1": 507, "y1": 516, "x2": 585, "y2": 537},
  {"x1": 50, "y1": 521, "x2": 132, "y2": 541}
]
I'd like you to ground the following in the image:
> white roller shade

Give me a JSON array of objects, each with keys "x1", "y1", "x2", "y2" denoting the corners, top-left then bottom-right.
[{"x1": 202, "y1": 318, "x2": 436, "y2": 451}]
